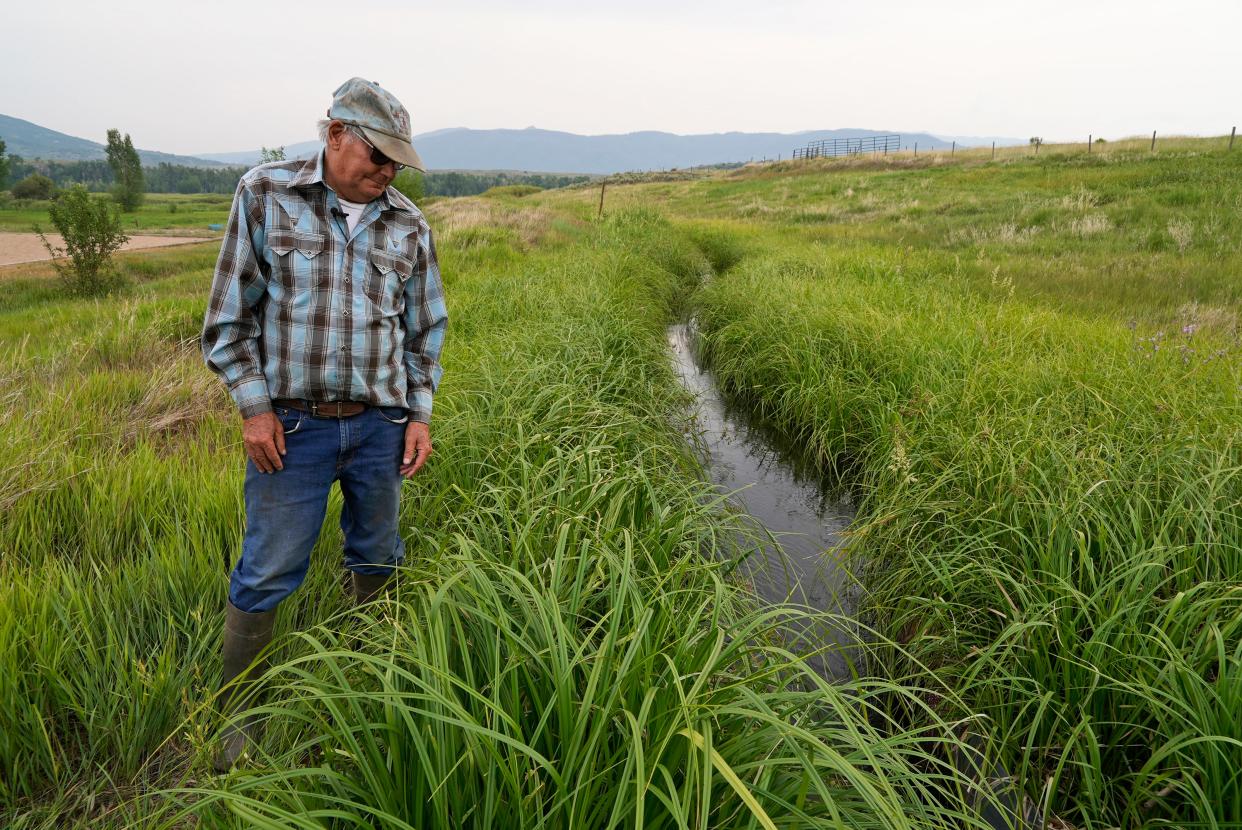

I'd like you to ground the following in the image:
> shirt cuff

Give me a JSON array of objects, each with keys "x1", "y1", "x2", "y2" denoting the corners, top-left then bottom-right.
[
  {"x1": 407, "y1": 387, "x2": 433, "y2": 424},
  {"x1": 229, "y1": 375, "x2": 272, "y2": 419}
]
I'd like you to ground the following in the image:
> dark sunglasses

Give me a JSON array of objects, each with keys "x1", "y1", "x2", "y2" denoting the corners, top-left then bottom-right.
[{"x1": 349, "y1": 126, "x2": 406, "y2": 172}]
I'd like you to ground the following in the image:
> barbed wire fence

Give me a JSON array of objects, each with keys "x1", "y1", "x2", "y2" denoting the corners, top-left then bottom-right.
[{"x1": 790, "y1": 127, "x2": 1237, "y2": 163}]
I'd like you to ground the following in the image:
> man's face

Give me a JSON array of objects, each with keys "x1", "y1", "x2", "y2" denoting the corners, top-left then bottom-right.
[{"x1": 324, "y1": 121, "x2": 397, "y2": 202}]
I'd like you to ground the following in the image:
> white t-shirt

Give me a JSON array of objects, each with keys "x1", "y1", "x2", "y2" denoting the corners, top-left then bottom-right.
[{"x1": 336, "y1": 197, "x2": 368, "y2": 235}]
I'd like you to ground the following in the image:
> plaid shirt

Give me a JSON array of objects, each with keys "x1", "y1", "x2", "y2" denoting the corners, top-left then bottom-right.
[{"x1": 202, "y1": 153, "x2": 446, "y2": 423}]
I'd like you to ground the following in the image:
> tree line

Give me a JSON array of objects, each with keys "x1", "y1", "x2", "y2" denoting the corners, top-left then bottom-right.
[{"x1": 3, "y1": 150, "x2": 590, "y2": 198}]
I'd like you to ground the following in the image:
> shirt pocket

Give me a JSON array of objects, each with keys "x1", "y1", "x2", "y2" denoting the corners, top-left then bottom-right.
[
  {"x1": 268, "y1": 231, "x2": 327, "y2": 290},
  {"x1": 367, "y1": 248, "x2": 414, "y2": 317}
]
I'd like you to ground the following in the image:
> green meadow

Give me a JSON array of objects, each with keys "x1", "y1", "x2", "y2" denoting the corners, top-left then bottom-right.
[
  {"x1": 0, "y1": 192, "x2": 231, "y2": 233},
  {"x1": 0, "y1": 137, "x2": 1238, "y2": 828}
]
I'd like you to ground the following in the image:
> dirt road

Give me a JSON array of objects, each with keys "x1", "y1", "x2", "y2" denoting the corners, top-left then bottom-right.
[{"x1": 0, "y1": 232, "x2": 215, "y2": 268}]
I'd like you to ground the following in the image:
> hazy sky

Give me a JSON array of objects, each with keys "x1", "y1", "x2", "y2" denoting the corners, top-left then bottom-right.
[{"x1": 3, "y1": 0, "x2": 1237, "y2": 154}]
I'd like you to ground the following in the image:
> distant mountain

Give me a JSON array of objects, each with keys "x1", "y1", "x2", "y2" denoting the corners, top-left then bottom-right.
[
  {"x1": 201, "y1": 140, "x2": 323, "y2": 166},
  {"x1": 199, "y1": 127, "x2": 956, "y2": 174},
  {"x1": 0, "y1": 114, "x2": 231, "y2": 168}
]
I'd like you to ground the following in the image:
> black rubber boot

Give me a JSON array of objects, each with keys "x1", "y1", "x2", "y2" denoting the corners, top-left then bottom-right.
[
  {"x1": 213, "y1": 600, "x2": 277, "y2": 772},
  {"x1": 351, "y1": 569, "x2": 392, "y2": 605}
]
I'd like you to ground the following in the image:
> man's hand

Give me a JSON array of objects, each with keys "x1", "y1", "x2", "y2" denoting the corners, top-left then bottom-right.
[
  {"x1": 243, "y1": 411, "x2": 285, "y2": 473},
  {"x1": 400, "y1": 421, "x2": 432, "y2": 479}
]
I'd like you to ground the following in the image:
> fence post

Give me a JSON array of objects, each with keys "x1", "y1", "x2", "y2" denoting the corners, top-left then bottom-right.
[
  {"x1": 951, "y1": 141, "x2": 956, "y2": 156},
  {"x1": 992, "y1": 141, "x2": 995, "y2": 159},
  {"x1": 1088, "y1": 134, "x2": 1092, "y2": 154},
  {"x1": 597, "y1": 181, "x2": 606, "y2": 219},
  {"x1": 1230, "y1": 127, "x2": 1236, "y2": 150},
  {"x1": 1151, "y1": 130, "x2": 1157, "y2": 152},
  {"x1": 914, "y1": 142, "x2": 918, "y2": 157}
]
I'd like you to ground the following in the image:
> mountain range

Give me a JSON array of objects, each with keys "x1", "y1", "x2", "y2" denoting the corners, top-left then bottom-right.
[
  {"x1": 0, "y1": 114, "x2": 230, "y2": 168},
  {"x1": 3, "y1": 113, "x2": 1022, "y2": 175},
  {"x1": 197, "y1": 127, "x2": 963, "y2": 174}
]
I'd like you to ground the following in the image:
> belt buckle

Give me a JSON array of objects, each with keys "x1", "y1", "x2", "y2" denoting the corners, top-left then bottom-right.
[{"x1": 311, "y1": 401, "x2": 344, "y2": 418}]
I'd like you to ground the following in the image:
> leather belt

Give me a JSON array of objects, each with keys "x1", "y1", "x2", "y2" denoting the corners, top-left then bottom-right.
[{"x1": 273, "y1": 398, "x2": 368, "y2": 418}]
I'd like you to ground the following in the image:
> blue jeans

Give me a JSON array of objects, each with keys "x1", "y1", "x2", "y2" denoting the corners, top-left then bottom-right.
[{"x1": 228, "y1": 403, "x2": 410, "y2": 613}]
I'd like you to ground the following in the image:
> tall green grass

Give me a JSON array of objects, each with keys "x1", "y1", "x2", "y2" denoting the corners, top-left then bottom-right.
[{"x1": 1, "y1": 209, "x2": 999, "y2": 827}]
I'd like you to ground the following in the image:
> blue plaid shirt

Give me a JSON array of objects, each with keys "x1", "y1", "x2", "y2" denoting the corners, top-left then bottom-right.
[{"x1": 202, "y1": 153, "x2": 446, "y2": 423}]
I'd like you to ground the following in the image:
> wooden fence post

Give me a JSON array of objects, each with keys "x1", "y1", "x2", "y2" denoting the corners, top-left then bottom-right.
[
  {"x1": 597, "y1": 181, "x2": 606, "y2": 219},
  {"x1": 951, "y1": 141, "x2": 956, "y2": 156},
  {"x1": 1151, "y1": 130, "x2": 1157, "y2": 152},
  {"x1": 991, "y1": 141, "x2": 995, "y2": 159},
  {"x1": 914, "y1": 142, "x2": 918, "y2": 157},
  {"x1": 1230, "y1": 127, "x2": 1236, "y2": 150},
  {"x1": 1088, "y1": 134, "x2": 1092, "y2": 154}
]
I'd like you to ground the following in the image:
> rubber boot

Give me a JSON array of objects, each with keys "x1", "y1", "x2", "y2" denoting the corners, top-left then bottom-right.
[
  {"x1": 351, "y1": 569, "x2": 392, "y2": 605},
  {"x1": 213, "y1": 600, "x2": 277, "y2": 772}
]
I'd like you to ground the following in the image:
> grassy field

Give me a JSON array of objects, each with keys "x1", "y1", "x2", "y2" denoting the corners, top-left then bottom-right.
[
  {"x1": 0, "y1": 137, "x2": 1238, "y2": 828},
  {"x1": 0, "y1": 192, "x2": 231, "y2": 233},
  {"x1": 0, "y1": 197, "x2": 999, "y2": 828}
]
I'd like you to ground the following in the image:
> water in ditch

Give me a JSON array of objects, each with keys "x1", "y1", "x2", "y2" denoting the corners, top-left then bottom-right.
[{"x1": 667, "y1": 322, "x2": 861, "y2": 679}]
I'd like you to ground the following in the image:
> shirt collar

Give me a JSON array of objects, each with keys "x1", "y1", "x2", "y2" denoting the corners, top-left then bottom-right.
[
  {"x1": 290, "y1": 150, "x2": 405, "y2": 213},
  {"x1": 288, "y1": 151, "x2": 325, "y2": 190}
]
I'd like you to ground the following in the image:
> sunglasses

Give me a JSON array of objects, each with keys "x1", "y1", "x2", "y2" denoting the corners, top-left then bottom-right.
[{"x1": 349, "y1": 126, "x2": 406, "y2": 172}]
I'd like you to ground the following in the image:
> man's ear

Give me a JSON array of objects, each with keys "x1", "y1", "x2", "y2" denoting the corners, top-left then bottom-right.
[{"x1": 326, "y1": 121, "x2": 347, "y2": 150}]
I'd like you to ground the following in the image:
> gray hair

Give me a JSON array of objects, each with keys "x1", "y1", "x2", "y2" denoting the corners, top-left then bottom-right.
[{"x1": 317, "y1": 118, "x2": 365, "y2": 145}]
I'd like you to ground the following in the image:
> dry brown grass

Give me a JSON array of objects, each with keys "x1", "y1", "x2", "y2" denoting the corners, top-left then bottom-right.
[
  {"x1": 127, "y1": 348, "x2": 231, "y2": 454},
  {"x1": 424, "y1": 197, "x2": 567, "y2": 249}
]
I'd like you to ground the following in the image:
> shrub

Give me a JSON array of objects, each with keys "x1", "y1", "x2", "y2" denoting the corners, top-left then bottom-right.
[
  {"x1": 481, "y1": 184, "x2": 543, "y2": 198},
  {"x1": 36, "y1": 185, "x2": 130, "y2": 296},
  {"x1": 12, "y1": 173, "x2": 56, "y2": 200}
]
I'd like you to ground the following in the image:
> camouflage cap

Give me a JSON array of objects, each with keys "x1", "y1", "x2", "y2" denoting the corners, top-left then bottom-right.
[{"x1": 327, "y1": 77, "x2": 425, "y2": 172}]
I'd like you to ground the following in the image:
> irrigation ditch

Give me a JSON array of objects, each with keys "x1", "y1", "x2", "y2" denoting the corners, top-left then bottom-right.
[{"x1": 671, "y1": 242, "x2": 1041, "y2": 830}]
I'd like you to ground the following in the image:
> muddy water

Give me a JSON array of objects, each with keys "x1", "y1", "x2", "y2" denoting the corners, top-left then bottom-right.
[{"x1": 667, "y1": 322, "x2": 861, "y2": 679}]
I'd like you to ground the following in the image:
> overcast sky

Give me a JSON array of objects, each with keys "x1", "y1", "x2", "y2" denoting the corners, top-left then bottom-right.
[{"x1": 3, "y1": 0, "x2": 1237, "y2": 155}]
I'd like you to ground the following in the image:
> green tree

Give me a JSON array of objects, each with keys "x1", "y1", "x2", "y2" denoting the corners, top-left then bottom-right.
[
  {"x1": 36, "y1": 185, "x2": 129, "y2": 296},
  {"x1": 105, "y1": 128, "x2": 145, "y2": 211},
  {"x1": 12, "y1": 173, "x2": 57, "y2": 199},
  {"x1": 391, "y1": 168, "x2": 424, "y2": 203},
  {"x1": 259, "y1": 146, "x2": 286, "y2": 163},
  {"x1": 0, "y1": 138, "x2": 9, "y2": 189}
]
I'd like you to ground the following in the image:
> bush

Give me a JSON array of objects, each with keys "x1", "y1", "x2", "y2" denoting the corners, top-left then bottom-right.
[
  {"x1": 390, "y1": 168, "x2": 424, "y2": 203},
  {"x1": 36, "y1": 186, "x2": 130, "y2": 296},
  {"x1": 11, "y1": 173, "x2": 56, "y2": 200}
]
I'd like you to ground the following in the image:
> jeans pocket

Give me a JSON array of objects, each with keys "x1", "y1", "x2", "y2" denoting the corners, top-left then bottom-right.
[
  {"x1": 375, "y1": 406, "x2": 409, "y2": 425},
  {"x1": 275, "y1": 407, "x2": 306, "y2": 434}
]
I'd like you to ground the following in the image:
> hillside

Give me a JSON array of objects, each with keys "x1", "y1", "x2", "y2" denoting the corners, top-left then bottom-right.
[{"x1": 0, "y1": 114, "x2": 230, "y2": 168}]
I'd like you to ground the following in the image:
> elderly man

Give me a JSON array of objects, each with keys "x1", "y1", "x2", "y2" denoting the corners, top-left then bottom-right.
[{"x1": 201, "y1": 77, "x2": 447, "y2": 770}]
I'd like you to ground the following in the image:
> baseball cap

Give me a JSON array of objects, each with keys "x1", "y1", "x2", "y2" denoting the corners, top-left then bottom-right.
[{"x1": 327, "y1": 77, "x2": 426, "y2": 172}]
